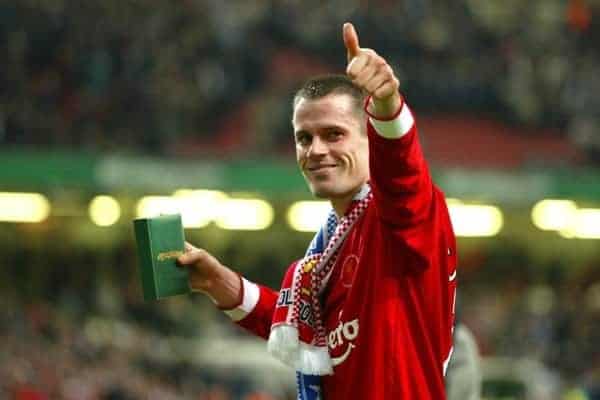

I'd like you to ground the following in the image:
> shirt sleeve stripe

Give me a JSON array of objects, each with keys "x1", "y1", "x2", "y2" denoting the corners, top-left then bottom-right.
[
  {"x1": 443, "y1": 345, "x2": 454, "y2": 376},
  {"x1": 369, "y1": 104, "x2": 414, "y2": 139},
  {"x1": 223, "y1": 278, "x2": 260, "y2": 321}
]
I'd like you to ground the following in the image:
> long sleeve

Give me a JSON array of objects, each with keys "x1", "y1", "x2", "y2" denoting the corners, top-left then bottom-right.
[
  {"x1": 367, "y1": 99, "x2": 444, "y2": 270},
  {"x1": 368, "y1": 101, "x2": 432, "y2": 228}
]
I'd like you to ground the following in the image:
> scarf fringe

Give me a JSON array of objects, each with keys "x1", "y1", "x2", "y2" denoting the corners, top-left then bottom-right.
[
  {"x1": 297, "y1": 342, "x2": 333, "y2": 375},
  {"x1": 268, "y1": 325, "x2": 333, "y2": 375},
  {"x1": 268, "y1": 324, "x2": 299, "y2": 365}
]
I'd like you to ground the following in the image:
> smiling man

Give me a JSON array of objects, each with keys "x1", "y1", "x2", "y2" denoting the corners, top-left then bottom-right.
[
  {"x1": 293, "y1": 78, "x2": 370, "y2": 215},
  {"x1": 178, "y1": 23, "x2": 457, "y2": 399}
]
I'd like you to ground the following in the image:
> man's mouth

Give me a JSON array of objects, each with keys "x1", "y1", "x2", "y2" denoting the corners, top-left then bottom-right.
[{"x1": 307, "y1": 164, "x2": 337, "y2": 172}]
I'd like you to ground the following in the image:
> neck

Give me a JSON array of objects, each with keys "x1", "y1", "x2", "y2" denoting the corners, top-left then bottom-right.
[{"x1": 330, "y1": 186, "x2": 363, "y2": 217}]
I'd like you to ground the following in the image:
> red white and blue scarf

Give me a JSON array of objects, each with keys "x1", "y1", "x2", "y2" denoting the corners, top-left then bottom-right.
[{"x1": 268, "y1": 184, "x2": 372, "y2": 399}]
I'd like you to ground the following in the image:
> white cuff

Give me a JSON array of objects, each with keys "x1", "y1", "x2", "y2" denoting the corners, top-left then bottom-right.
[
  {"x1": 369, "y1": 104, "x2": 414, "y2": 139},
  {"x1": 223, "y1": 278, "x2": 260, "y2": 321}
]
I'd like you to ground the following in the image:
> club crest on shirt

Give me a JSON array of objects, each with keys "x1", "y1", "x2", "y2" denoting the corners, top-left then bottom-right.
[{"x1": 341, "y1": 255, "x2": 359, "y2": 288}]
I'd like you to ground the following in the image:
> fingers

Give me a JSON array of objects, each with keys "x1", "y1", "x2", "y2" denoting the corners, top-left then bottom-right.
[
  {"x1": 343, "y1": 22, "x2": 360, "y2": 62},
  {"x1": 364, "y1": 72, "x2": 388, "y2": 95},
  {"x1": 347, "y1": 55, "x2": 398, "y2": 99},
  {"x1": 178, "y1": 245, "x2": 207, "y2": 265},
  {"x1": 346, "y1": 49, "x2": 376, "y2": 79},
  {"x1": 348, "y1": 53, "x2": 380, "y2": 86},
  {"x1": 373, "y1": 79, "x2": 399, "y2": 99}
]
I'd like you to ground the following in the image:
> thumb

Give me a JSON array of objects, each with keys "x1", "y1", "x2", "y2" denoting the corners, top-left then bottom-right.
[
  {"x1": 343, "y1": 22, "x2": 360, "y2": 62},
  {"x1": 177, "y1": 245, "x2": 205, "y2": 265}
]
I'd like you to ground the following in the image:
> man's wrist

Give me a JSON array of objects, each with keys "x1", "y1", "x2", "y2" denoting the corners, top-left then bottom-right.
[
  {"x1": 365, "y1": 93, "x2": 403, "y2": 120},
  {"x1": 366, "y1": 94, "x2": 415, "y2": 139},
  {"x1": 197, "y1": 267, "x2": 244, "y2": 309},
  {"x1": 214, "y1": 272, "x2": 244, "y2": 310},
  {"x1": 222, "y1": 277, "x2": 260, "y2": 321}
]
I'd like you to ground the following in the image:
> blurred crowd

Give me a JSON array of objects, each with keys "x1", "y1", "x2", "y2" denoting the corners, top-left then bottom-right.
[
  {"x1": 0, "y1": 242, "x2": 295, "y2": 400},
  {"x1": 1, "y1": 0, "x2": 600, "y2": 161},
  {"x1": 0, "y1": 299, "x2": 292, "y2": 400},
  {"x1": 458, "y1": 245, "x2": 600, "y2": 398},
  {"x1": 0, "y1": 300, "x2": 298, "y2": 400}
]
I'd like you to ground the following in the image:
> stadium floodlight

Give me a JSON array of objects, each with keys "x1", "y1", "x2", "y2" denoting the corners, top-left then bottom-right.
[
  {"x1": 0, "y1": 192, "x2": 50, "y2": 223},
  {"x1": 448, "y1": 203, "x2": 504, "y2": 237},
  {"x1": 136, "y1": 194, "x2": 219, "y2": 228},
  {"x1": 531, "y1": 199, "x2": 578, "y2": 231},
  {"x1": 214, "y1": 199, "x2": 274, "y2": 230},
  {"x1": 89, "y1": 195, "x2": 121, "y2": 226},
  {"x1": 287, "y1": 201, "x2": 331, "y2": 232},
  {"x1": 445, "y1": 198, "x2": 463, "y2": 205},
  {"x1": 561, "y1": 208, "x2": 600, "y2": 239},
  {"x1": 136, "y1": 196, "x2": 180, "y2": 218},
  {"x1": 172, "y1": 189, "x2": 228, "y2": 228}
]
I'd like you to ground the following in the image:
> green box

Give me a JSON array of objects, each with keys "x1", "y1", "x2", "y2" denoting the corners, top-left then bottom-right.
[{"x1": 133, "y1": 214, "x2": 190, "y2": 301}]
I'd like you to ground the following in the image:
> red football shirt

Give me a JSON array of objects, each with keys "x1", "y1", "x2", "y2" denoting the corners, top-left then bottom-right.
[{"x1": 230, "y1": 102, "x2": 457, "y2": 399}]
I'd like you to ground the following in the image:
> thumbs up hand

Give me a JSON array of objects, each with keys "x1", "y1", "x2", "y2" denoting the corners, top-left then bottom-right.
[{"x1": 343, "y1": 23, "x2": 402, "y2": 118}]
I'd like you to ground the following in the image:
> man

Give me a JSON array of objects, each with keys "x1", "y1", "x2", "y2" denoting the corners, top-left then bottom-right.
[{"x1": 178, "y1": 23, "x2": 457, "y2": 399}]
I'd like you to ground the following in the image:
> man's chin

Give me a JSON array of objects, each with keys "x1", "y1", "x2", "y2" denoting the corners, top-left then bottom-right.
[
  {"x1": 309, "y1": 184, "x2": 347, "y2": 200},
  {"x1": 312, "y1": 190, "x2": 330, "y2": 199},
  {"x1": 309, "y1": 185, "x2": 334, "y2": 199}
]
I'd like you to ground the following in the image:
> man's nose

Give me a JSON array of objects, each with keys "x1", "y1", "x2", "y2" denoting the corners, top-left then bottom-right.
[{"x1": 308, "y1": 136, "x2": 328, "y2": 157}]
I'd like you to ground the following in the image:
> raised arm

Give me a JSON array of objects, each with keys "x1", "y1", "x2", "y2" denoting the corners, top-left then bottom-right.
[{"x1": 344, "y1": 22, "x2": 433, "y2": 229}]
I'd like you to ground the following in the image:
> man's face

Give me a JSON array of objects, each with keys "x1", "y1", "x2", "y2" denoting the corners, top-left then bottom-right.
[{"x1": 293, "y1": 93, "x2": 369, "y2": 200}]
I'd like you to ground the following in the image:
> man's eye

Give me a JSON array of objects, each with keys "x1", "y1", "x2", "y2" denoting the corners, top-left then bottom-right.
[
  {"x1": 327, "y1": 131, "x2": 342, "y2": 140},
  {"x1": 297, "y1": 135, "x2": 311, "y2": 145}
]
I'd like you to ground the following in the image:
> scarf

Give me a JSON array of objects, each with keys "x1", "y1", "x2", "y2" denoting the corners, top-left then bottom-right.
[{"x1": 267, "y1": 185, "x2": 372, "y2": 399}]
